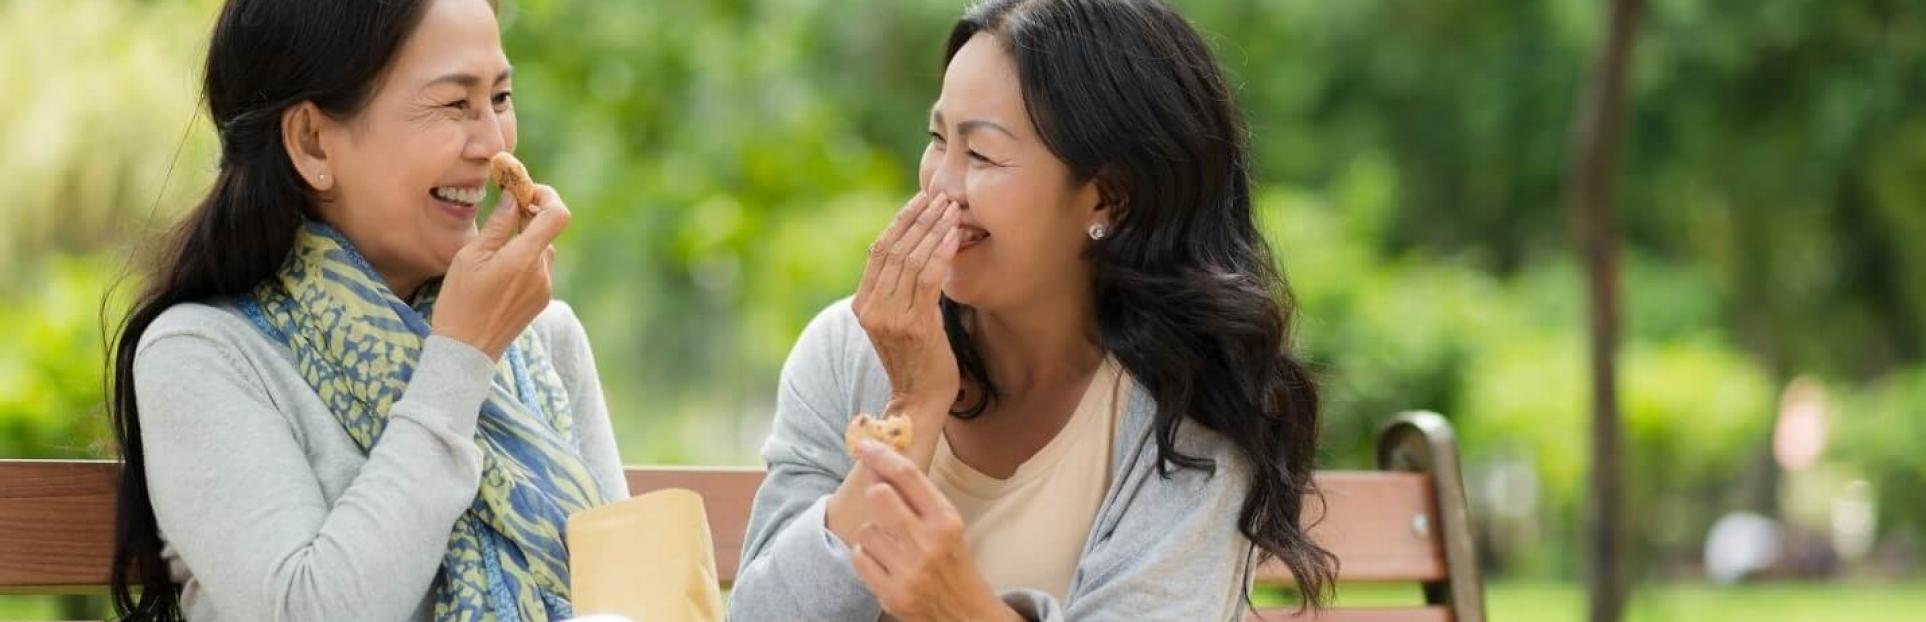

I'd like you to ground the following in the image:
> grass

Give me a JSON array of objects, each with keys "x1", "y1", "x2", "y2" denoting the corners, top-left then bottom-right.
[
  {"x1": 1256, "y1": 580, "x2": 1926, "y2": 621},
  {"x1": 0, "y1": 594, "x2": 99, "y2": 620},
  {"x1": 6, "y1": 581, "x2": 1924, "y2": 620},
  {"x1": 1487, "y1": 581, "x2": 1926, "y2": 622}
]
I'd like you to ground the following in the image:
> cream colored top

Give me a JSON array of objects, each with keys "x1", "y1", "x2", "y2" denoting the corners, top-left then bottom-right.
[{"x1": 929, "y1": 357, "x2": 1129, "y2": 603}]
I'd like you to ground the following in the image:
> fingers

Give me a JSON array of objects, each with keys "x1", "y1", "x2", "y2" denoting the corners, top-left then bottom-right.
[
  {"x1": 855, "y1": 520, "x2": 912, "y2": 572},
  {"x1": 475, "y1": 192, "x2": 527, "y2": 249},
  {"x1": 850, "y1": 542, "x2": 894, "y2": 596},
  {"x1": 504, "y1": 199, "x2": 572, "y2": 258},
  {"x1": 871, "y1": 194, "x2": 942, "y2": 300},
  {"x1": 860, "y1": 192, "x2": 932, "y2": 302},
  {"x1": 876, "y1": 191, "x2": 933, "y2": 253},
  {"x1": 864, "y1": 482, "x2": 921, "y2": 540},
  {"x1": 877, "y1": 195, "x2": 953, "y2": 299},
  {"x1": 925, "y1": 225, "x2": 962, "y2": 296},
  {"x1": 891, "y1": 194, "x2": 951, "y2": 257},
  {"x1": 896, "y1": 201, "x2": 960, "y2": 308},
  {"x1": 527, "y1": 183, "x2": 561, "y2": 212},
  {"x1": 855, "y1": 440, "x2": 950, "y2": 520}
]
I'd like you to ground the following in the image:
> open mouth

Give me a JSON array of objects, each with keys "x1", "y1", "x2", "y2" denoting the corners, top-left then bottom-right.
[
  {"x1": 959, "y1": 225, "x2": 990, "y2": 248},
  {"x1": 430, "y1": 185, "x2": 486, "y2": 207}
]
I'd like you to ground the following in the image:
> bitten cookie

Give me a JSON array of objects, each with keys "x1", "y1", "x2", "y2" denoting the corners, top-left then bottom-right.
[
  {"x1": 843, "y1": 413, "x2": 913, "y2": 455},
  {"x1": 488, "y1": 152, "x2": 541, "y2": 213}
]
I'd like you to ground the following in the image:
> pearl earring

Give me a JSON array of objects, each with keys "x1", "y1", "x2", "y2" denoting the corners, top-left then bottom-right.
[{"x1": 1087, "y1": 223, "x2": 1108, "y2": 240}]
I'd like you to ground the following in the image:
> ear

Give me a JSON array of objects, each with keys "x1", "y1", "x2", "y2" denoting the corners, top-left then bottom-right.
[
  {"x1": 281, "y1": 102, "x2": 335, "y2": 193},
  {"x1": 1082, "y1": 167, "x2": 1128, "y2": 228}
]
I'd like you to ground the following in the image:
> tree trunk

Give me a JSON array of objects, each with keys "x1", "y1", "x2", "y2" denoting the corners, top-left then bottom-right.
[{"x1": 1565, "y1": 0, "x2": 1644, "y2": 620}]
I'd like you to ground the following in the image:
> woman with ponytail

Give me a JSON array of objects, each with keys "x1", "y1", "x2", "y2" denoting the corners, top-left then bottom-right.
[
  {"x1": 731, "y1": 0, "x2": 1334, "y2": 620},
  {"x1": 105, "y1": 1, "x2": 627, "y2": 619}
]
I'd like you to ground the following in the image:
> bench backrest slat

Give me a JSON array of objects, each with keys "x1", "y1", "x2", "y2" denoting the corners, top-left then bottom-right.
[
  {"x1": 1258, "y1": 471, "x2": 1445, "y2": 584},
  {"x1": 0, "y1": 460, "x2": 117, "y2": 593},
  {"x1": 0, "y1": 462, "x2": 1446, "y2": 591}
]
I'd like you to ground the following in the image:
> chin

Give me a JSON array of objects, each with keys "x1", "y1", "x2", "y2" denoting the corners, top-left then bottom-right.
[{"x1": 939, "y1": 276, "x2": 987, "y2": 308}]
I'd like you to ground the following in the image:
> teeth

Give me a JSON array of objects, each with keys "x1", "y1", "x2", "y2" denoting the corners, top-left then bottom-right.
[
  {"x1": 432, "y1": 186, "x2": 485, "y2": 205},
  {"x1": 962, "y1": 228, "x2": 988, "y2": 243}
]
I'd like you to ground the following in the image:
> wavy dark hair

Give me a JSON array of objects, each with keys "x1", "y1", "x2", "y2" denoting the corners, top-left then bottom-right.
[
  {"x1": 937, "y1": 0, "x2": 1337, "y2": 609},
  {"x1": 102, "y1": 1, "x2": 438, "y2": 619}
]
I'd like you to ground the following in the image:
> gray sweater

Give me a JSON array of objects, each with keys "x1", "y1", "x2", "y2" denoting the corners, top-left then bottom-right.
[
  {"x1": 729, "y1": 299, "x2": 1260, "y2": 621},
  {"x1": 134, "y1": 300, "x2": 629, "y2": 622}
]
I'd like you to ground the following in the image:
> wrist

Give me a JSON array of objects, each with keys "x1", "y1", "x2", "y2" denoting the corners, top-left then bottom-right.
[
  {"x1": 959, "y1": 594, "x2": 1021, "y2": 622},
  {"x1": 886, "y1": 393, "x2": 952, "y2": 421},
  {"x1": 431, "y1": 325, "x2": 504, "y2": 361}
]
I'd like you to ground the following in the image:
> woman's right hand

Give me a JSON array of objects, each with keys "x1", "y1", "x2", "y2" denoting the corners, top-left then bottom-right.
[
  {"x1": 432, "y1": 185, "x2": 571, "y2": 360},
  {"x1": 829, "y1": 192, "x2": 961, "y2": 544},
  {"x1": 853, "y1": 192, "x2": 963, "y2": 422}
]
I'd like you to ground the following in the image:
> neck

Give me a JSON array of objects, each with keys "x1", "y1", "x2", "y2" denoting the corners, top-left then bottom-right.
[
  {"x1": 317, "y1": 211, "x2": 429, "y2": 301},
  {"x1": 375, "y1": 266, "x2": 426, "y2": 302},
  {"x1": 969, "y1": 288, "x2": 1104, "y2": 398}
]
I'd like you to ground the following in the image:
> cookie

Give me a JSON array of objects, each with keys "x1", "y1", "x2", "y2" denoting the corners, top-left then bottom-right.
[
  {"x1": 843, "y1": 413, "x2": 913, "y2": 456},
  {"x1": 488, "y1": 151, "x2": 541, "y2": 213}
]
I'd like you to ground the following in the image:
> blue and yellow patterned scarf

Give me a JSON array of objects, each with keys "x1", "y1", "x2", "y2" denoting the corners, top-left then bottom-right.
[{"x1": 239, "y1": 221, "x2": 606, "y2": 621}]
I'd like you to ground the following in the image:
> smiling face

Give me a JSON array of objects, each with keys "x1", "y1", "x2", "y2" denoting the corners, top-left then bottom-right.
[
  {"x1": 919, "y1": 33, "x2": 1105, "y2": 312},
  {"x1": 303, "y1": 0, "x2": 514, "y2": 294}
]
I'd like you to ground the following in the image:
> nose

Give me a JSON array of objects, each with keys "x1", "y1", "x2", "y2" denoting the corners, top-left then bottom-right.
[
  {"x1": 464, "y1": 108, "x2": 509, "y2": 161},
  {"x1": 927, "y1": 150, "x2": 968, "y2": 207}
]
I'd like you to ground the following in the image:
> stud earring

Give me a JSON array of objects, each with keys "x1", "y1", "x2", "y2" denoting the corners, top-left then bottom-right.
[{"x1": 1087, "y1": 223, "x2": 1108, "y2": 240}]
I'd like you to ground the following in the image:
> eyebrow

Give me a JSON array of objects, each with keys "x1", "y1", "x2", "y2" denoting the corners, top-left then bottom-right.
[
  {"x1": 930, "y1": 109, "x2": 1016, "y2": 139},
  {"x1": 424, "y1": 67, "x2": 514, "y2": 89}
]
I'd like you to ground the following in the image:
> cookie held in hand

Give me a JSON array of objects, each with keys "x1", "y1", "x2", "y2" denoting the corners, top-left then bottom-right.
[
  {"x1": 844, "y1": 412, "x2": 913, "y2": 456},
  {"x1": 488, "y1": 152, "x2": 540, "y2": 214}
]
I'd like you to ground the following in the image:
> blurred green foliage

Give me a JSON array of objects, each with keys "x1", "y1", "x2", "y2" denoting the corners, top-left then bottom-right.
[{"x1": 1, "y1": 0, "x2": 1919, "y2": 586}]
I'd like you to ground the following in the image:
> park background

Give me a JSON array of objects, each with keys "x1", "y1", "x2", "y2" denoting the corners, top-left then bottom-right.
[{"x1": 2, "y1": 0, "x2": 1922, "y2": 619}]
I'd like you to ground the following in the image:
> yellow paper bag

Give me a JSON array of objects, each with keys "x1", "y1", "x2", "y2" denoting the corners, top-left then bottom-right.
[{"x1": 567, "y1": 488, "x2": 725, "y2": 622}]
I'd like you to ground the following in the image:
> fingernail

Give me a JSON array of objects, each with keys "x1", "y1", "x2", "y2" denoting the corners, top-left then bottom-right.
[{"x1": 857, "y1": 439, "x2": 884, "y2": 457}]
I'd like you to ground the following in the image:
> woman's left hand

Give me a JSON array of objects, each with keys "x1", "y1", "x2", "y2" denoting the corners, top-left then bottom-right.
[{"x1": 847, "y1": 440, "x2": 1023, "y2": 622}]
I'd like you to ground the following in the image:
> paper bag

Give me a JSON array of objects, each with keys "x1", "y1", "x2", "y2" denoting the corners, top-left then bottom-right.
[{"x1": 567, "y1": 488, "x2": 725, "y2": 622}]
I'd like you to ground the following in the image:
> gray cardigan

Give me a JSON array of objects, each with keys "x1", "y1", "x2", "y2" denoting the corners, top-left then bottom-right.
[
  {"x1": 729, "y1": 299, "x2": 1259, "y2": 621},
  {"x1": 134, "y1": 300, "x2": 629, "y2": 621}
]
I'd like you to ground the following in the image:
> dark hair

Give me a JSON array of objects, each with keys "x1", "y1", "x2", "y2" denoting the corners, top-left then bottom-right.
[
  {"x1": 103, "y1": 1, "x2": 434, "y2": 619},
  {"x1": 939, "y1": 0, "x2": 1337, "y2": 609}
]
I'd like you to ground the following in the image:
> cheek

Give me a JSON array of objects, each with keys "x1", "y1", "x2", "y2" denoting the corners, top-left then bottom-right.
[
  {"x1": 963, "y1": 169, "x2": 1032, "y2": 228},
  {"x1": 385, "y1": 128, "x2": 464, "y2": 198},
  {"x1": 970, "y1": 171, "x2": 1081, "y2": 250},
  {"x1": 917, "y1": 147, "x2": 936, "y2": 191},
  {"x1": 352, "y1": 121, "x2": 450, "y2": 191},
  {"x1": 501, "y1": 111, "x2": 519, "y2": 152}
]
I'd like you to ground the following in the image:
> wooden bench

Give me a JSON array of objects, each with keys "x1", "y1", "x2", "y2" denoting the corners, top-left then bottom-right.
[{"x1": 0, "y1": 412, "x2": 1483, "y2": 621}]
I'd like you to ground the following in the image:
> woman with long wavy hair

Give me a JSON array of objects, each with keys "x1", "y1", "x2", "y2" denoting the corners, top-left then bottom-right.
[{"x1": 730, "y1": 0, "x2": 1334, "y2": 619}]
